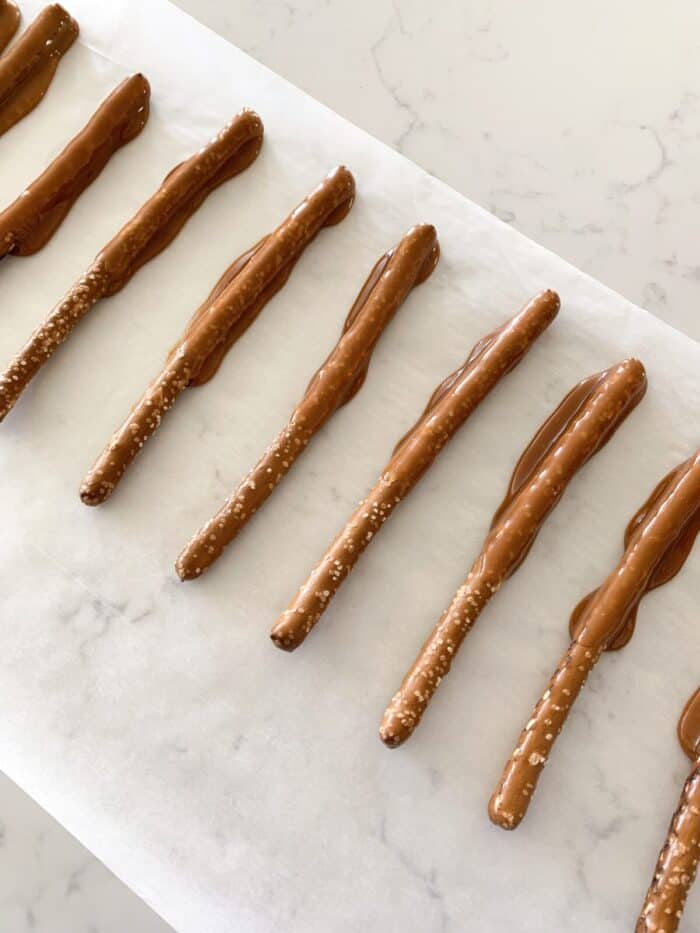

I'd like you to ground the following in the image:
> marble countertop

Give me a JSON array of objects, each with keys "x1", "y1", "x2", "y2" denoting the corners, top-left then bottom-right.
[
  {"x1": 0, "y1": 773, "x2": 171, "y2": 933},
  {"x1": 174, "y1": 0, "x2": 700, "y2": 345},
  {"x1": 2, "y1": 2, "x2": 699, "y2": 932}
]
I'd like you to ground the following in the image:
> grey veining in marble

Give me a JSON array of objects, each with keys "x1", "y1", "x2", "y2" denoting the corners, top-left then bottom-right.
[
  {"x1": 0, "y1": 771, "x2": 172, "y2": 933},
  {"x1": 2, "y1": 3, "x2": 700, "y2": 933},
  {"x1": 174, "y1": 0, "x2": 700, "y2": 344}
]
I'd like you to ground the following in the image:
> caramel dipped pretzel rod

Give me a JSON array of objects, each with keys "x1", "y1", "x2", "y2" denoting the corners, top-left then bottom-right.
[
  {"x1": 0, "y1": 108, "x2": 264, "y2": 421},
  {"x1": 379, "y1": 358, "x2": 647, "y2": 748},
  {"x1": 0, "y1": 0, "x2": 20, "y2": 55},
  {"x1": 637, "y1": 688, "x2": 700, "y2": 933},
  {"x1": 270, "y1": 289, "x2": 560, "y2": 652},
  {"x1": 176, "y1": 223, "x2": 440, "y2": 580},
  {"x1": 0, "y1": 5, "x2": 78, "y2": 137},
  {"x1": 489, "y1": 449, "x2": 700, "y2": 830},
  {"x1": 0, "y1": 74, "x2": 150, "y2": 261},
  {"x1": 79, "y1": 166, "x2": 356, "y2": 506}
]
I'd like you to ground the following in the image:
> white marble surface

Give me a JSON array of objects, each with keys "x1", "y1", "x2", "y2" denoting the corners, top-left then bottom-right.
[
  {"x1": 173, "y1": 0, "x2": 700, "y2": 345},
  {"x1": 0, "y1": 773, "x2": 172, "y2": 932},
  {"x1": 2, "y1": 2, "x2": 700, "y2": 933}
]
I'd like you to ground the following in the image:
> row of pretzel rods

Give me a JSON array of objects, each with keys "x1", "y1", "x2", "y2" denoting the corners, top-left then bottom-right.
[{"x1": 2, "y1": 5, "x2": 700, "y2": 929}]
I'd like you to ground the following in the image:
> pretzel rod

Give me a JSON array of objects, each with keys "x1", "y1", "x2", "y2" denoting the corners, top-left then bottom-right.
[
  {"x1": 489, "y1": 450, "x2": 700, "y2": 830},
  {"x1": 637, "y1": 689, "x2": 700, "y2": 933},
  {"x1": 0, "y1": 108, "x2": 264, "y2": 421},
  {"x1": 270, "y1": 289, "x2": 560, "y2": 652},
  {"x1": 0, "y1": 4, "x2": 78, "y2": 137},
  {"x1": 637, "y1": 764, "x2": 700, "y2": 933},
  {"x1": 0, "y1": 0, "x2": 20, "y2": 55},
  {"x1": 0, "y1": 74, "x2": 150, "y2": 260},
  {"x1": 79, "y1": 165, "x2": 356, "y2": 506},
  {"x1": 175, "y1": 223, "x2": 440, "y2": 580},
  {"x1": 379, "y1": 358, "x2": 647, "y2": 748}
]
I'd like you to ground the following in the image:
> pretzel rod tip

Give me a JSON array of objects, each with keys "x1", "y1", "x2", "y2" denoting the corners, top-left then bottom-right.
[{"x1": 378, "y1": 708, "x2": 415, "y2": 749}]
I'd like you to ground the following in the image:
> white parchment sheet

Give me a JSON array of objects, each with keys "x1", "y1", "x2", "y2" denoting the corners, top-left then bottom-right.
[{"x1": 0, "y1": 2, "x2": 698, "y2": 931}]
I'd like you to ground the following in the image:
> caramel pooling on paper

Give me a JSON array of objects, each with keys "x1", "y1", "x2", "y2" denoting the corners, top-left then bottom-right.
[
  {"x1": 0, "y1": 0, "x2": 20, "y2": 54},
  {"x1": 0, "y1": 108, "x2": 264, "y2": 421},
  {"x1": 270, "y1": 289, "x2": 560, "y2": 652},
  {"x1": 79, "y1": 166, "x2": 357, "y2": 505},
  {"x1": 0, "y1": 4, "x2": 78, "y2": 137},
  {"x1": 380, "y1": 358, "x2": 647, "y2": 748},
  {"x1": 176, "y1": 223, "x2": 439, "y2": 580},
  {"x1": 0, "y1": 74, "x2": 150, "y2": 259},
  {"x1": 489, "y1": 450, "x2": 700, "y2": 831},
  {"x1": 637, "y1": 689, "x2": 700, "y2": 933}
]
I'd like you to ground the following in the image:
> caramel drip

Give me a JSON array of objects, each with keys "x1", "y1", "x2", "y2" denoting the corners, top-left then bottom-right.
[
  {"x1": 0, "y1": 108, "x2": 264, "y2": 422},
  {"x1": 489, "y1": 449, "x2": 700, "y2": 831},
  {"x1": 679, "y1": 688, "x2": 700, "y2": 761},
  {"x1": 571, "y1": 453, "x2": 700, "y2": 651},
  {"x1": 175, "y1": 223, "x2": 439, "y2": 580},
  {"x1": 270, "y1": 289, "x2": 560, "y2": 652},
  {"x1": 176, "y1": 174, "x2": 378, "y2": 389},
  {"x1": 177, "y1": 237, "x2": 271, "y2": 386},
  {"x1": 379, "y1": 359, "x2": 647, "y2": 747},
  {"x1": 79, "y1": 166, "x2": 356, "y2": 506},
  {"x1": 0, "y1": 74, "x2": 150, "y2": 260},
  {"x1": 0, "y1": 0, "x2": 20, "y2": 55},
  {"x1": 392, "y1": 319, "x2": 527, "y2": 457},
  {"x1": 162, "y1": 167, "x2": 356, "y2": 390},
  {"x1": 0, "y1": 5, "x2": 78, "y2": 137},
  {"x1": 570, "y1": 459, "x2": 700, "y2": 650},
  {"x1": 490, "y1": 371, "x2": 607, "y2": 529}
]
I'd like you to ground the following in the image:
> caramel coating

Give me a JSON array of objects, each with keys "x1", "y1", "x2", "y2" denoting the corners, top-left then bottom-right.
[
  {"x1": 176, "y1": 223, "x2": 439, "y2": 580},
  {"x1": 79, "y1": 166, "x2": 356, "y2": 505},
  {"x1": 0, "y1": 74, "x2": 150, "y2": 259},
  {"x1": 270, "y1": 289, "x2": 560, "y2": 652},
  {"x1": 679, "y1": 689, "x2": 700, "y2": 761},
  {"x1": 380, "y1": 358, "x2": 647, "y2": 748},
  {"x1": 0, "y1": 109, "x2": 264, "y2": 421},
  {"x1": 0, "y1": 0, "x2": 20, "y2": 55},
  {"x1": 490, "y1": 450, "x2": 700, "y2": 830},
  {"x1": 0, "y1": 5, "x2": 78, "y2": 137}
]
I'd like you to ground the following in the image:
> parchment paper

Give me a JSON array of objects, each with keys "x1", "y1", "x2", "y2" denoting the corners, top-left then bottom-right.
[{"x1": 1, "y1": 2, "x2": 698, "y2": 931}]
